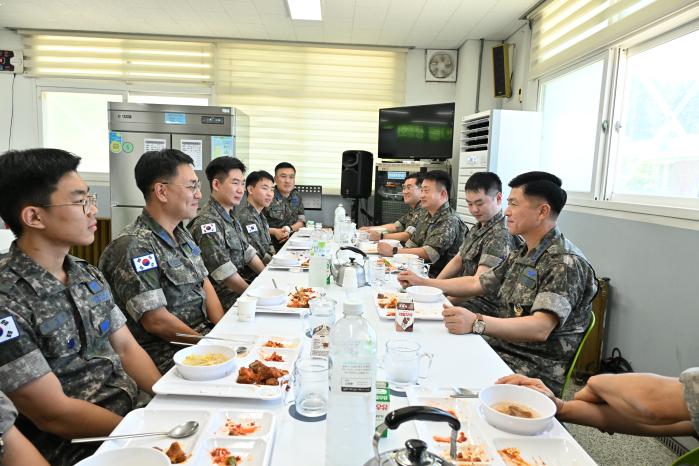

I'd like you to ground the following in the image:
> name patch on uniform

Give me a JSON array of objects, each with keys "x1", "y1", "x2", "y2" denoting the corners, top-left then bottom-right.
[
  {"x1": 99, "y1": 319, "x2": 111, "y2": 334},
  {"x1": 201, "y1": 223, "x2": 217, "y2": 234},
  {"x1": 246, "y1": 224, "x2": 258, "y2": 233},
  {"x1": 0, "y1": 316, "x2": 20, "y2": 344},
  {"x1": 86, "y1": 280, "x2": 103, "y2": 293},
  {"x1": 132, "y1": 254, "x2": 158, "y2": 273},
  {"x1": 90, "y1": 289, "x2": 111, "y2": 304}
]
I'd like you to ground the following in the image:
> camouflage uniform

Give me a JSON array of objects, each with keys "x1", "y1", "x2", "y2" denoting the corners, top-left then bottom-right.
[
  {"x1": 188, "y1": 198, "x2": 258, "y2": 311},
  {"x1": 404, "y1": 202, "x2": 466, "y2": 277},
  {"x1": 680, "y1": 367, "x2": 699, "y2": 434},
  {"x1": 0, "y1": 392, "x2": 18, "y2": 461},
  {"x1": 394, "y1": 202, "x2": 422, "y2": 233},
  {"x1": 235, "y1": 198, "x2": 275, "y2": 264},
  {"x1": 0, "y1": 244, "x2": 138, "y2": 465},
  {"x1": 264, "y1": 187, "x2": 306, "y2": 229},
  {"x1": 99, "y1": 210, "x2": 211, "y2": 373},
  {"x1": 456, "y1": 211, "x2": 520, "y2": 316},
  {"x1": 478, "y1": 227, "x2": 597, "y2": 397}
]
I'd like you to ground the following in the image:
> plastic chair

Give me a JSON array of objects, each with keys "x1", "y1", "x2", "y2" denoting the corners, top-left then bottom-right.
[
  {"x1": 561, "y1": 311, "x2": 596, "y2": 397},
  {"x1": 673, "y1": 447, "x2": 699, "y2": 466}
]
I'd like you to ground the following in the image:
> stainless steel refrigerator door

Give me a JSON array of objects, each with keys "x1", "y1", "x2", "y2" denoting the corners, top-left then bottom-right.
[
  {"x1": 111, "y1": 206, "x2": 144, "y2": 237},
  {"x1": 171, "y1": 133, "x2": 213, "y2": 201},
  {"x1": 110, "y1": 131, "x2": 171, "y2": 206}
]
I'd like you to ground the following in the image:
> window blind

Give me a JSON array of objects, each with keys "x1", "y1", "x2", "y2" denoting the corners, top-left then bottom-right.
[
  {"x1": 528, "y1": 0, "x2": 699, "y2": 78},
  {"x1": 22, "y1": 33, "x2": 214, "y2": 83},
  {"x1": 213, "y1": 42, "x2": 406, "y2": 193}
]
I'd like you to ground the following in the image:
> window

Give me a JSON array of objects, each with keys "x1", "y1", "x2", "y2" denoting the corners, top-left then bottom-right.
[
  {"x1": 128, "y1": 93, "x2": 209, "y2": 106},
  {"x1": 538, "y1": 58, "x2": 606, "y2": 194},
  {"x1": 609, "y1": 28, "x2": 699, "y2": 205},
  {"x1": 41, "y1": 90, "x2": 124, "y2": 174}
]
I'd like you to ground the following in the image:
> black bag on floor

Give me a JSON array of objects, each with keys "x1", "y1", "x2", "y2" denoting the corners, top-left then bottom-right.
[{"x1": 600, "y1": 347, "x2": 633, "y2": 373}]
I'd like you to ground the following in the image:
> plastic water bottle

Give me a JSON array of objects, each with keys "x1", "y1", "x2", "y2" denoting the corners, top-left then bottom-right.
[
  {"x1": 334, "y1": 203, "x2": 346, "y2": 232},
  {"x1": 309, "y1": 223, "x2": 331, "y2": 287},
  {"x1": 325, "y1": 300, "x2": 377, "y2": 466}
]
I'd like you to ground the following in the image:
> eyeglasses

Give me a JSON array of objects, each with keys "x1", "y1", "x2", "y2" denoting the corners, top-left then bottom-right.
[
  {"x1": 39, "y1": 194, "x2": 98, "y2": 215},
  {"x1": 161, "y1": 180, "x2": 202, "y2": 193},
  {"x1": 401, "y1": 184, "x2": 418, "y2": 192}
]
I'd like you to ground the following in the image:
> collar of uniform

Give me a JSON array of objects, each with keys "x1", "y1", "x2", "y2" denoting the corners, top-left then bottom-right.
[
  {"x1": 428, "y1": 202, "x2": 450, "y2": 221},
  {"x1": 243, "y1": 198, "x2": 263, "y2": 217},
  {"x1": 208, "y1": 198, "x2": 234, "y2": 224},
  {"x1": 517, "y1": 226, "x2": 561, "y2": 265},
  {"x1": 5, "y1": 243, "x2": 89, "y2": 298},
  {"x1": 139, "y1": 209, "x2": 181, "y2": 249},
  {"x1": 472, "y1": 210, "x2": 504, "y2": 238},
  {"x1": 273, "y1": 186, "x2": 296, "y2": 201},
  {"x1": 410, "y1": 201, "x2": 422, "y2": 213}
]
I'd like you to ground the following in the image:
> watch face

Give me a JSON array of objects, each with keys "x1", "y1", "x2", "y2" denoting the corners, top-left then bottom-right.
[{"x1": 473, "y1": 319, "x2": 486, "y2": 334}]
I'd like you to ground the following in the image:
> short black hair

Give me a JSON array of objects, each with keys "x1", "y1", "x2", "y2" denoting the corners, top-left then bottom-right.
[
  {"x1": 246, "y1": 170, "x2": 274, "y2": 189},
  {"x1": 509, "y1": 171, "x2": 567, "y2": 216},
  {"x1": 205, "y1": 156, "x2": 246, "y2": 189},
  {"x1": 465, "y1": 172, "x2": 502, "y2": 196},
  {"x1": 274, "y1": 162, "x2": 296, "y2": 174},
  {"x1": 135, "y1": 149, "x2": 194, "y2": 201},
  {"x1": 0, "y1": 148, "x2": 81, "y2": 236},
  {"x1": 423, "y1": 170, "x2": 452, "y2": 198},
  {"x1": 405, "y1": 172, "x2": 424, "y2": 186}
]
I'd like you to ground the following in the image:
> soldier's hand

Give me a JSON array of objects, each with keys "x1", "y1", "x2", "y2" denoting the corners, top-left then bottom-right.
[
  {"x1": 377, "y1": 241, "x2": 394, "y2": 257},
  {"x1": 442, "y1": 305, "x2": 475, "y2": 334},
  {"x1": 368, "y1": 230, "x2": 382, "y2": 241},
  {"x1": 397, "y1": 270, "x2": 423, "y2": 287},
  {"x1": 496, "y1": 374, "x2": 563, "y2": 413},
  {"x1": 359, "y1": 226, "x2": 370, "y2": 232}
]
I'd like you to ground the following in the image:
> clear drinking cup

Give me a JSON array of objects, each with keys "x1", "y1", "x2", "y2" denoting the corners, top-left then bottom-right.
[
  {"x1": 382, "y1": 339, "x2": 433, "y2": 390},
  {"x1": 293, "y1": 357, "x2": 329, "y2": 417},
  {"x1": 369, "y1": 258, "x2": 387, "y2": 287}
]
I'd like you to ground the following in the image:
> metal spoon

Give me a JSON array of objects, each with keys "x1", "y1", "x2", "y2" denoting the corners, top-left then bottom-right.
[
  {"x1": 173, "y1": 334, "x2": 249, "y2": 355},
  {"x1": 272, "y1": 278, "x2": 279, "y2": 289},
  {"x1": 71, "y1": 420, "x2": 199, "y2": 443}
]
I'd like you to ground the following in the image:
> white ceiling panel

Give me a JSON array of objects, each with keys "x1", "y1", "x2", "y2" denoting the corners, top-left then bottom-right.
[{"x1": 0, "y1": 0, "x2": 537, "y2": 47}]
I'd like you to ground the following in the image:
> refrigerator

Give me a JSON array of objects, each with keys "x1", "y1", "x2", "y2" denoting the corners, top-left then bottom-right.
[{"x1": 108, "y1": 102, "x2": 248, "y2": 236}]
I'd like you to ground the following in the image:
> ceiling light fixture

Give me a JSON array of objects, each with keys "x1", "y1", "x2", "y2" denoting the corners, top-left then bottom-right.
[{"x1": 286, "y1": 0, "x2": 322, "y2": 21}]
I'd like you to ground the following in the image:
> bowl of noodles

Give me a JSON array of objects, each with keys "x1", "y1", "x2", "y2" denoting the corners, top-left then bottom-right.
[{"x1": 173, "y1": 344, "x2": 238, "y2": 381}]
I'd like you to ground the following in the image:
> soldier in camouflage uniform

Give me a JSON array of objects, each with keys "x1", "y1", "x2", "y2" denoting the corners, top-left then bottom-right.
[
  {"x1": 364, "y1": 172, "x2": 424, "y2": 242},
  {"x1": 0, "y1": 148, "x2": 160, "y2": 465},
  {"x1": 682, "y1": 368, "x2": 699, "y2": 435},
  {"x1": 399, "y1": 172, "x2": 519, "y2": 315},
  {"x1": 236, "y1": 170, "x2": 276, "y2": 266},
  {"x1": 378, "y1": 170, "x2": 465, "y2": 277},
  {"x1": 99, "y1": 149, "x2": 224, "y2": 373},
  {"x1": 0, "y1": 391, "x2": 49, "y2": 465},
  {"x1": 418, "y1": 172, "x2": 597, "y2": 397},
  {"x1": 264, "y1": 162, "x2": 306, "y2": 249},
  {"x1": 188, "y1": 157, "x2": 265, "y2": 311}
]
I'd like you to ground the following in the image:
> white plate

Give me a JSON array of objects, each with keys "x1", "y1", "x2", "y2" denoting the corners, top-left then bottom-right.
[
  {"x1": 76, "y1": 447, "x2": 170, "y2": 466},
  {"x1": 270, "y1": 253, "x2": 301, "y2": 267},
  {"x1": 95, "y1": 408, "x2": 211, "y2": 460},
  {"x1": 373, "y1": 290, "x2": 449, "y2": 321},
  {"x1": 208, "y1": 410, "x2": 275, "y2": 439},
  {"x1": 196, "y1": 438, "x2": 268, "y2": 466},
  {"x1": 492, "y1": 437, "x2": 596, "y2": 466},
  {"x1": 295, "y1": 227, "x2": 314, "y2": 237},
  {"x1": 246, "y1": 287, "x2": 287, "y2": 306},
  {"x1": 153, "y1": 335, "x2": 300, "y2": 399}
]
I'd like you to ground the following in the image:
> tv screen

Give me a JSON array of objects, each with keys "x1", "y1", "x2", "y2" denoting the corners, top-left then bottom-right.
[{"x1": 378, "y1": 103, "x2": 455, "y2": 160}]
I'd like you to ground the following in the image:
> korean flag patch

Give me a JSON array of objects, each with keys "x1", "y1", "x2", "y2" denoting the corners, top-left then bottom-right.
[
  {"x1": 246, "y1": 223, "x2": 258, "y2": 233},
  {"x1": 201, "y1": 223, "x2": 217, "y2": 234},
  {"x1": 0, "y1": 316, "x2": 20, "y2": 344},
  {"x1": 132, "y1": 253, "x2": 158, "y2": 273}
]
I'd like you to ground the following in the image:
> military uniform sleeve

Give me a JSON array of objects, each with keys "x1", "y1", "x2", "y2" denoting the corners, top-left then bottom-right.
[
  {"x1": 189, "y1": 219, "x2": 238, "y2": 283},
  {"x1": 0, "y1": 309, "x2": 52, "y2": 393},
  {"x1": 0, "y1": 391, "x2": 18, "y2": 439},
  {"x1": 421, "y1": 216, "x2": 460, "y2": 264},
  {"x1": 680, "y1": 367, "x2": 699, "y2": 434},
  {"x1": 479, "y1": 252, "x2": 513, "y2": 299},
  {"x1": 101, "y1": 240, "x2": 167, "y2": 322},
  {"x1": 530, "y1": 255, "x2": 589, "y2": 327},
  {"x1": 479, "y1": 229, "x2": 512, "y2": 269}
]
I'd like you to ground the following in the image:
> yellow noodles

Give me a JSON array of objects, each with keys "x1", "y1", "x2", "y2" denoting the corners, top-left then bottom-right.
[{"x1": 183, "y1": 353, "x2": 230, "y2": 366}]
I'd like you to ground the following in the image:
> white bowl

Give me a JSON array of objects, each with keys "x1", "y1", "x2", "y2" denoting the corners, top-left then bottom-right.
[
  {"x1": 296, "y1": 227, "x2": 314, "y2": 236},
  {"x1": 406, "y1": 285, "x2": 443, "y2": 303},
  {"x1": 247, "y1": 287, "x2": 286, "y2": 306},
  {"x1": 478, "y1": 384, "x2": 556, "y2": 435},
  {"x1": 75, "y1": 447, "x2": 170, "y2": 466},
  {"x1": 271, "y1": 252, "x2": 301, "y2": 267},
  {"x1": 173, "y1": 344, "x2": 238, "y2": 381},
  {"x1": 379, "y1": 239, "x2": 401, "y2": 248},
  {"x1": 393, "y1": 253, "x2": 418, "y2": 264},
  {"x1": 289, "y1": 237, "x2": 311, "y2": 247}
]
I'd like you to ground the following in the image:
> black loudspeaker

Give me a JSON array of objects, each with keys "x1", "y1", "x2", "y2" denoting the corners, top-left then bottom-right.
[
  {"x1": 341, "y1": 150, "x2": 373, "y2": 198},
  {"x1": 492, "y1": 44, "x2": 512, "y2": 98}
]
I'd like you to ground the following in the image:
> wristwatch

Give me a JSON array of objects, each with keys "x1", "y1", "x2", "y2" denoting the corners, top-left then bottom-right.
[
  {"x1": 472, "y1": 313, "x2": 486, "y2": 335},
  {"x1": 392, "y1": 246, "x2": 398, "y2": 255},
  {"x1": 283, "y1": 225, "x2": 291, "y2": 233},
  {"x1": 380, "y1": 232, "x2": 384, "y2": 240}
]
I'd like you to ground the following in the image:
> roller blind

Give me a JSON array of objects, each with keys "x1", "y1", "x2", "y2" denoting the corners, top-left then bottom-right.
[
  {"x1": 22, "y1": 33, "x2": 214, "y2": 83},
  {"x1": 214, "y1": 42, "x2": 406, "y2": 193},
  {"x1": 529, "y1": 0, "x2": 699, "y2": 78}
]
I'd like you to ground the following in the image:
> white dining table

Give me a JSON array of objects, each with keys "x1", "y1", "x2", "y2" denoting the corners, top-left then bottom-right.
[{"x1": 116, "y1": 239, "x2": 595, "y2": 465}]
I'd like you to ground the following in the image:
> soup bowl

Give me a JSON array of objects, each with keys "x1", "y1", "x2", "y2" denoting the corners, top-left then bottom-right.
[{"x1": 478, "y1": 384, "x2": 556, "y2": 435}]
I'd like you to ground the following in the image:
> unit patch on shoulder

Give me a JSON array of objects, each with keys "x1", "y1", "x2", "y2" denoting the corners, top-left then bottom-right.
[
  {"x1": 201, "y1": 223, "x2": 217, "y2": 234},
  {"x1": 132, "y1": 254, "x2": 158, "y2": 273},
  {"x1": 246, "y1": 224, "x2": 258, "y2": 233},
  {"x1": 0, "y1": 316, "x2": 20, "y2": 344}
]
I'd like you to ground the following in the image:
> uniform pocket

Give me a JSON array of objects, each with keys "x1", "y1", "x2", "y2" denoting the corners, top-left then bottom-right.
[{"x1": 37, "y1": 311, "x2": 81, "y2": 358}]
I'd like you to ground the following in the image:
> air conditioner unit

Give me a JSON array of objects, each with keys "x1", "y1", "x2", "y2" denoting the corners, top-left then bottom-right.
[{"x1": 0, "y1": 50, "x2": 23, "y2": 74}]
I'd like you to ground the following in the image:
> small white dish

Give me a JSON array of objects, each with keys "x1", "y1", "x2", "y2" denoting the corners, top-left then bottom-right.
[
  {"x1": 247, "y1": 287, "x2": 286, "y2": 306},
  {"x1": 478, "y1": 384, "x2": 556, "y2": 436},
  {"x1": 406, "y1": 285, "x2": 443, "y2": 303},
  {"x1": 379, "y1": 239, "x2": 401, "y2": 248},
  {"x1": 76, "y1": 447, "x2": 170, "y2": 466},
  {"x1": 393, "y1": 253, "x2": 418, "y2": 264},
  {"x1": 173, "y1": 344, "x2": 238, "y2": 381},
  {"x1": 492, "y1": 437, "x2": 596, "y2": 465},
  {"x1": 271, "y1": 252, "x2": 301, "y2": 267}
]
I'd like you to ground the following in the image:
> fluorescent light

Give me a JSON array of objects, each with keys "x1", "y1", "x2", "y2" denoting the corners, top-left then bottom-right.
[{"x1": 287, "y1": 0, "x2": 321, "y2": 20}]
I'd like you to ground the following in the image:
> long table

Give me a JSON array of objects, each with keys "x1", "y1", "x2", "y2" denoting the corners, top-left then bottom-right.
[{"x1": 129, "y1": 241, "x2": 594, "y2": 465}]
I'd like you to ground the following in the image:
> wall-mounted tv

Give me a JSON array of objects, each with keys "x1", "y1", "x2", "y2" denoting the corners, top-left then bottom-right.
[{"x1": 378, "y1": 102, "x2": 455, "y2": 160}]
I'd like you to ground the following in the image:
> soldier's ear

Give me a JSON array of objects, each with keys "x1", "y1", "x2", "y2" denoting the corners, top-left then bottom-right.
[
  {"x1": 212, "y1": 178, "x2": 221, "y2": 193},
  {"x1": 152, "y1": 182, "x2": 169, "y2": 203},
  {"x1": 539, "y1": 203, "x2": 551, "y2": 219},
  {"x1": 20, "y1": 206, "x2": 48, "y2": 232}
]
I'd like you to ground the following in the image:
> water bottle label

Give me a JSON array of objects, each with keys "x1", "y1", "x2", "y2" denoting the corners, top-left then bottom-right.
[
  {"x1": 339, "y1": 362, "x2": 372, "y2": 392},
  {"x1": 310, "y1": 324, "x2": 330, "y2": 358}
]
